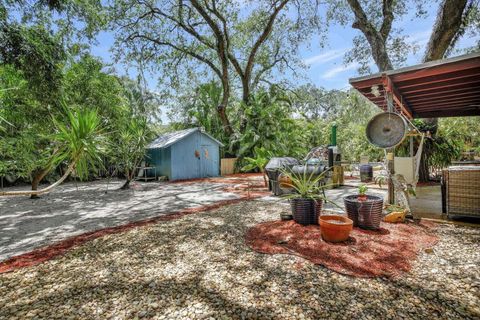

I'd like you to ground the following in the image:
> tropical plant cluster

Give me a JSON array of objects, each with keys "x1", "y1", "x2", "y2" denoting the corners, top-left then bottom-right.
[{"x1": 1, "y1": 0, "x2": 479, "y2": 195}]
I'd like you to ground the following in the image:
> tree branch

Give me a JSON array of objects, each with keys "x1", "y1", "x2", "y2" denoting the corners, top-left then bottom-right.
[
  {"x1": 244, "y1": 0, "x2": 289, "y2": 87},
  {"x1": 380, "y1": 0, "x2": 394, "y2": 40},
  {"x1": 126, "y1": 33, "x2": 223, "y2": 79},
  {"x1": 424, "y1": 0, "x2": 468, "y2": 62}
]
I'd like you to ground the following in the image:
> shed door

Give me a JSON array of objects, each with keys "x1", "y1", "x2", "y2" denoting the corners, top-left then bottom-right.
[{"x1": 200, "y1": 144, "x2": 215, "y2": 177}]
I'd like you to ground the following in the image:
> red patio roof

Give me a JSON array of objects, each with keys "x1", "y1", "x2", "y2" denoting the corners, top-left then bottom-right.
[{"x1": 349, "y1": 52, "x2": 480, "y2": 119}]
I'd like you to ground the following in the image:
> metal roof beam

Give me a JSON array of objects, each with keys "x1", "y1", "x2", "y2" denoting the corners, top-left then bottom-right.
[{"x1": 415, "y1": 109, "x2": 480, "y2": 118}]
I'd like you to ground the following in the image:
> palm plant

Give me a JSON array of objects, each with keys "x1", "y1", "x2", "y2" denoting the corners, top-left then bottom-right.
[
  {"x1": 0, "y1": 107, "x2": 106, "y2": 197},
  {"x1": 114, "y1": 117, "x2": 153, "y2": 190},
  {"x1": 241, "y1": 147, "x2": 270, "y2": 187}
]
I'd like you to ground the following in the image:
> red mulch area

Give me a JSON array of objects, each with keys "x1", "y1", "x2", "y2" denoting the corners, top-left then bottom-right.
[
  {"x1": 245, "y1": 220, "x2": 439, "y2": 278},
  {"x1": 172, "y1": 173, "x2": 270, "y2": 198}
]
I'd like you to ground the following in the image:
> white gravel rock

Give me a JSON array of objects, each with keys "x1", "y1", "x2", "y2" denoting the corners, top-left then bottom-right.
[{"x1": 0, "y1": 199, "x2": 479, "y2": 320}]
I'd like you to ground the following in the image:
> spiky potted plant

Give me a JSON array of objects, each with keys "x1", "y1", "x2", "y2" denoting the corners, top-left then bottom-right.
[{"x1": 281, "y1": 166, "x2": 331, "y2": 225}]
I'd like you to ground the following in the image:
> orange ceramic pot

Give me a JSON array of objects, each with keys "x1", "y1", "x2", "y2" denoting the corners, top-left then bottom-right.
[{"x1": 319, "y1": 215, "x2": 353, "y2": 243}]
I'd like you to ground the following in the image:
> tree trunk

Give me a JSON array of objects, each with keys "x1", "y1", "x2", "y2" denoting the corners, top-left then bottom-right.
[
  {"x1": 120, "y1": 168, "x2": 132, "y2": 190},
  {"x1": 418, "y1": 0, "x2": 468, "y2": 182},
  {"x1": 120, "y1": 179, "x2": 131, "y2": 190},
  {"x1": 30, "y1": 167, "x2": 51, "y2": 199},
  {"x1": 0, "y1": 161, "x2": 76, "y2": 197}
]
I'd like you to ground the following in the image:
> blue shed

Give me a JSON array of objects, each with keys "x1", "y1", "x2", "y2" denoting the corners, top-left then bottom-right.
[{"x1": 146, "y1": 128, "x2": 224, "y2": 181}]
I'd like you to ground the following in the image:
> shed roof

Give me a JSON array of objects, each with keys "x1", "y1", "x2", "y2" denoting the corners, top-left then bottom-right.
[
  {"x1": 148, "y1": 127, "x2": 224, "y2": 149},
  {"x1": 349, "y1": 52, "x2": 480, "y2": 119}
]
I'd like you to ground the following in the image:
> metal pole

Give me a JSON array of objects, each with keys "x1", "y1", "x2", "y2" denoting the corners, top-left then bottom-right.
[
  {"x1": 409, "y1": 136, "x2": 414, "y2": 157},
  {"x1": 386, "y1": 93, "x2": 395, "y2": 204}
]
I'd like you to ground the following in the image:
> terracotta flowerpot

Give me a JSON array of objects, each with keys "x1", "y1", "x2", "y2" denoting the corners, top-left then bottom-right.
[{"x1": 319, "y1": 214, "x2": 353, "y2": 243}]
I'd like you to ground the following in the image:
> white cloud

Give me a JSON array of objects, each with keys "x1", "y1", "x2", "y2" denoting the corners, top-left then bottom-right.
[
  {"x1": 303, "y1": 49, "x2": 346, "y2": 65},
  {"x1": 322, "y1": 62, "x2": 359, "y2": 79}
]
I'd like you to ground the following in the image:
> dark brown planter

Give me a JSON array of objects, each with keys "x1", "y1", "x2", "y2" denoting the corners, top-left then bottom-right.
[
  {"x1": 290, "y1": 198, "x2": 322, "y2": 225},
  {"x1": 344, "y1": 195, "x2": 383, "y2": 229}
]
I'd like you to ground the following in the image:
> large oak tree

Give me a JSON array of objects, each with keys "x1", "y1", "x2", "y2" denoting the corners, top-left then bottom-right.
[
  {"x1": 109, "y1": 0, "x2": 320, "y2": 137},
  {"x1": 333, "y1": 0, "x2": 478, "y2": 181}
]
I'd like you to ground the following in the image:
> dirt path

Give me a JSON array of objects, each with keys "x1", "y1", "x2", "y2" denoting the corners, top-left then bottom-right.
[{"x1": 0, "y1": 179, "x2": 246, "y2": 262}]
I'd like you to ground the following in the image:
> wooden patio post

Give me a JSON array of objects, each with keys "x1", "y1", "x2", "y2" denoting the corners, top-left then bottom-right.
[{"x1": 386, "y1": 92, "x2": 395, "y2": 204}]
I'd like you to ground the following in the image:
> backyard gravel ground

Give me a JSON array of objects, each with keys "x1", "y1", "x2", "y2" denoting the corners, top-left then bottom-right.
[
  {"x1": 1, "y1": 199, "x2": 479, "y2": 320},
  {"x1": 0, "y1": 179, "x2": 244, "y2": 261}
]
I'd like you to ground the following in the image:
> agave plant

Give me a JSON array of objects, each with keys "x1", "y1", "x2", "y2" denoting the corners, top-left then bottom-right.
[{"x1": 280, "y1": 166, "x2": 340, "y2": 207}]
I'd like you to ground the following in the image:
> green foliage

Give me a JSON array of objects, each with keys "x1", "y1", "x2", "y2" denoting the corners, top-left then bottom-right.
[
  {"x1": 113, "y1": 116, "x2": 154, "y2": 181},
  {"x1": 0, "y1": 22, "x2": 66, "y2": 101},
  {"x1": 241, "y1": 147, "x2": 270, "y2": 173},
  {"x1": 358, "y1": 184, "x2": 368, "y2": 195},
  {"x1": 0, "y1": 64, "x2": 58, "y2": 179},
  {"x1": 175, "y1": 82, "x2": 231, "y2": 149},
  {"x1": 438, "y1": 117, "x2": 480, "y2": 154},
  {"x1": 52, "y1": 107, "x2": 106, "y2": 180},
  {"x1": 280, "y1": 167, "x2": 330, "y2": 200},
  {"x1": 234, "y1": 88, "x2": 306, "y2": 158},
  {"x1": 396, "y1": 119, "x2": 462, "y2": 175},
  {"x1": 374, "y1": 174, "x2": 387, "y2": 189}
]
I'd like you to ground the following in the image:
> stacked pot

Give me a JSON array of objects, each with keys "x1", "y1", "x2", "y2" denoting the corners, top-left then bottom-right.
[{"x1": 344, "y1": 195, "x2": 383, "y2": 229}]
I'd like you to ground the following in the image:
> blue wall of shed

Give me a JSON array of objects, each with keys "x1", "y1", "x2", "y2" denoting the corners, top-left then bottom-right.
[
  {"x1": 198, "y1": 132, "x2": 220, "y2": 177},
  {"x1": 170, "y1": 131, "x2": 201, "y2": 180},
  {"x1": 147, "y1": 130, "x2": 221, "y2": 181},
  {"x1": 146, "y1": 146, "x2": 171, "y2": 178}
]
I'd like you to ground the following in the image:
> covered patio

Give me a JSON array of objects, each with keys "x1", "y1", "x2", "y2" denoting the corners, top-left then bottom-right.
[{"x1": 349, "y1": 52, "x2": 480, "y2": 221}]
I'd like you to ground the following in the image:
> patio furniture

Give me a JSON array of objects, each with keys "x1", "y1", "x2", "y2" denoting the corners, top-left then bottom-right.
[
  {"x1": 135, "y1": 166, "x2": 157, "y2": 182},
  {"x1": 445, "y1": 166, "x2": 480, "y2": 219},
  {"x1": 344, "y1": 195, "x2": 383, "y2": 229}
]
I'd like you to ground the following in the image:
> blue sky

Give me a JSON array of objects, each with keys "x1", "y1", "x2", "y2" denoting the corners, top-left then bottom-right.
[{"x1": 90, "y1": 4, "x2": 479, "y2": 94}]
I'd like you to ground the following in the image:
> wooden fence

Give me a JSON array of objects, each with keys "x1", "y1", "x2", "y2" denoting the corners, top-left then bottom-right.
[{"x1": 221, "y1": 158, "x2": 237, "y2": 175}]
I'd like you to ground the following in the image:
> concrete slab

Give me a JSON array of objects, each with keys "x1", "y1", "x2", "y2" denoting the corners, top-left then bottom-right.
[
  {"x1": 0, "y1": 180, "x2": 240, "y2": 261},
  {"x1": 410, "y1": 185, "x2": 445, "y2": 219}
]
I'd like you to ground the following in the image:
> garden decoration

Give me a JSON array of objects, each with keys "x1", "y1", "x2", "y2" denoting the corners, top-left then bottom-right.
[
  {"x1": 365, "y1": 112, "x2": 408, "y2": 149},
  {"x1": 383, "y1": 204, "x2": 407, "y2": 223},
  {"x1": 319, "y1": 214, "x2": 353, "y2": 242}
]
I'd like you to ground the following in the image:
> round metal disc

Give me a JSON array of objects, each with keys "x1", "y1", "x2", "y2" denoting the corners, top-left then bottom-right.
[{"x1": 366, "y1": 112, "x2": 407, "y2": 148}]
